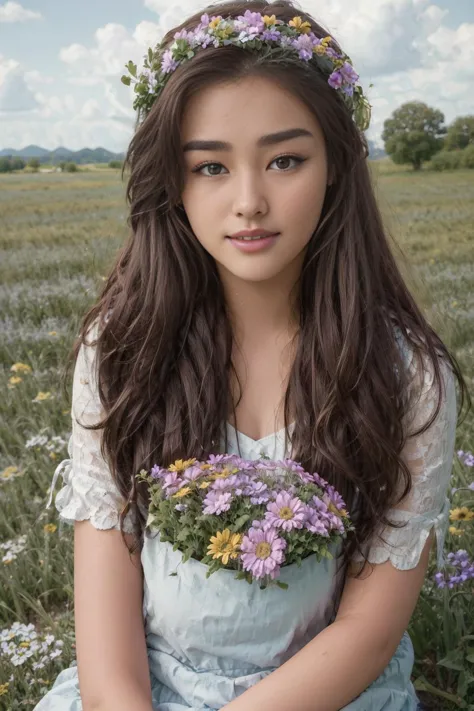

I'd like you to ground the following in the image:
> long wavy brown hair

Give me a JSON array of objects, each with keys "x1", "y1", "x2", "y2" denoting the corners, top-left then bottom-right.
[{"x1": 65, "y1": 0, "x2": 470, "y2": 578}]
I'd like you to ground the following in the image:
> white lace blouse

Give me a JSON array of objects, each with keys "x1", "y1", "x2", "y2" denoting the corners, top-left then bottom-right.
[{"x1": 46, "y1": 322, "x2": 458, "y2": 572}]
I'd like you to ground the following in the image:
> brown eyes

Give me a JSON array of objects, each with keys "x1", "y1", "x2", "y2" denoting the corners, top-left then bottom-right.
[{"x1": 191, "y1": 154, "x2": 306, "y2": 177}]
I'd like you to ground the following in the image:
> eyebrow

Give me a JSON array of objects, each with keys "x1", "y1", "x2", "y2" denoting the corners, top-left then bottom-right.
[{"x1": 182, "y1": 127, "x2": 313, "y2": 152}]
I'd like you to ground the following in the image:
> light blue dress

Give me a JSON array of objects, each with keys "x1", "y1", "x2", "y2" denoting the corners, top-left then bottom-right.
[{"x1": 34, "y1": 325, "x2": 457, "y2": 710}]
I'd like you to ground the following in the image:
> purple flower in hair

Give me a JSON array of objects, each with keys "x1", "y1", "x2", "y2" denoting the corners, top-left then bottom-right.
[
  {"x1": 262, "y1": 30, "x2": 281, "y2": 42},
  {"x1": 162, "y1": 471, "x2": 181, "y2": 496},
  {"x1": 161, "y1": 49, "x2": 180, "y2": 74},
  {"x1": 328, "y1": 69, "x2": 344, "y2": 90},
  {"x1": 340, "y1": 61, "x2": 359, "y2": 85},
  {"x1": 237, "y1": 10, "x2": 265, "y2": 32},
  {"x1": 291, "y1": 34, "x2": 314, "y2": 61}
]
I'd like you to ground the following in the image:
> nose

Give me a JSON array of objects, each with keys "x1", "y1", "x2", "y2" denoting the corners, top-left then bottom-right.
[{"x1": 232, "y1": 169, "x2": 269, "y2": 219}]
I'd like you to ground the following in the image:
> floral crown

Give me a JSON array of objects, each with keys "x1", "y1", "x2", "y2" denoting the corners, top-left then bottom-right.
[{"x1": 122, "y1": 10, "x2": 372, "y2": 132}]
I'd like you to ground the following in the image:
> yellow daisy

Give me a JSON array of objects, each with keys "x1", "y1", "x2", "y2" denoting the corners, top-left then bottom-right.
[
  {"x1": 1, "y1": 465, "x2": 19, "y2": 480},
  {"x1": 213, "y1": 467, "x2": 232, "y2": 479},
  {"x1": 207, "y1": 529, "x2": 242, "y2": 566},
  {"x1": 43, "y1": 523, "x2": 57, "y2": 534},
  {"x1": 168, "y1": 458, "x2": 196, "y2": 473},
  {"x1": 199, "y1": 480, "x2": 211, "y2": 489},
  {"x1": 33, "y1": 391, "x2": 52, "y2": 403},
  {"x1": 9, "y1": 376, "x2": 22, "y2": 386},
  {"x1": 10, "y1": 362, "x2": 32, "y2": 374},
  {"x1": 209, "y1": 17, "x2": 222, "y2": 30},
  {"x1": 289, "y1": 16, "x2": 312, "y2": 34},
  {"x1": 449, "y1": 526, "x2": 463, "y2": 537},
  {"x1": 450, "y1": 507, "x2": 474, "y2": 522},
  {"x1": 172, "y1": 486, "x2": 192, "y2": 499}
]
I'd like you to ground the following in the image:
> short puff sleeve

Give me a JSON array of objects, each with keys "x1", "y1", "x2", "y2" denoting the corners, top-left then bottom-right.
[
  {"x1": 45, "y1": 321, "x2": 136, "y2": 533},
  {"x1": 351, "y1": 341, "x2": 458, "y2": 571}
]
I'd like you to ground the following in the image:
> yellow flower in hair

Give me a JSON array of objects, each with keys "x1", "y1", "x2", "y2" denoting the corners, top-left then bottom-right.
[
  {"x1": 263, "y1": 14, "x2": 277, "y2": 27},
  {"x1": 209, "y1": 17, "x2": 222, "y2": 30},
  {"x1": 450, "y1": 507, "x2": 474, "y2": 522},
  {"x1": 169, "y1": 458, "x2": 196, "y2": 473},
  {"x1": 289, "y1": 16, "x2": 312, "y2": 34},
  {"x1": 199, "y1": 480, "x2": 211, "y2": 489},
  {"x1": 320, "y1": 36, "x2": 332, "y2": 46},
  {"x1": 207, "y1": 529, "x2": 242, "y2": 565},
  {"x1": 449, "y1": 526, "x2": 463, "y2": 537}
]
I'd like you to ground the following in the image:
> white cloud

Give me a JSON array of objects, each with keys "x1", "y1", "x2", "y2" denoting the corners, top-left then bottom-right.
[
  {"x1": 0, "y1": 1, "x2": 41, "y2": 22},
  {"x1": 0, "y1": 64, "x2": 40, "y2": 112}
]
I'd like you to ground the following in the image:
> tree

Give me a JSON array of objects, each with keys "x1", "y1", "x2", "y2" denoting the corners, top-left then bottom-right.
[
  {"x1": 65, "y1": 161, "x2": 78, "y2": 172},
  {"x1": 12, "y1": 157, "x2": 25, "y2": 171},
  {"x1": 382, "y1": 101, "x2": 446, "y2": 170},
  {"x1": 444, "y1": 115, "x2": 474, "y2": 151},
  {"x1": 28, "y1": 157, "x2": 40, "y2": 172},
  {"x1": 0, "y1": 158, "x2": 13, "y2": 173}
]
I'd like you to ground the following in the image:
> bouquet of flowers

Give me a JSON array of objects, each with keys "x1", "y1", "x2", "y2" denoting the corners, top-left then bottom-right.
[{"x1": 137, "y1": 453, "x2": 353, "y2": 590}]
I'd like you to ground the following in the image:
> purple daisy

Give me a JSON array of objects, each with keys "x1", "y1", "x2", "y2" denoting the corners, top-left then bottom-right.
[
  {"x1": 150, "y1": 464, "x2": 166, "y2": 480},
  {"x1": 162, "y1": 471, "x2": 181, "y2": 496},
  {"x1": 240, "y1": 526, "x2": 287, "y2": 580},
  {"x1": 265, "y1": 491, "x2": 307, "y2": 531},
  {"x1": 161, "y1": 49, "x2": 179, "y2": 75},
  {"x1": 305, "y1": 509, "x2": 330, "y2": 536},
  {"x1": 203, "y1": 490, "x2": 232, "y2": 515},
  {"x1": 328, "y1": 69, "x2": 344, "y2": 90}
]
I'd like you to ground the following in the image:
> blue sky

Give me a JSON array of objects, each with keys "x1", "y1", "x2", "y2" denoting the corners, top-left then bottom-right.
[{"x1": 1, "y1": 0, "x2": 473, "y2": 152}]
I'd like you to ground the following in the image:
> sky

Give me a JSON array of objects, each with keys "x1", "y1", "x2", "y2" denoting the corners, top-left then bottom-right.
[{"x1": 0, "y1": 0, "x2": 473, "y2": 153}]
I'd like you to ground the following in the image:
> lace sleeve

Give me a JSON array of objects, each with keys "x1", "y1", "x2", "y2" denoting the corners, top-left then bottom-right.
[
  {"x1": 46, "y1": 321, "x2": 136, "y2": 533},
  {"x1": 351, "y1": 344, "x2": 458, "y2": 571}
]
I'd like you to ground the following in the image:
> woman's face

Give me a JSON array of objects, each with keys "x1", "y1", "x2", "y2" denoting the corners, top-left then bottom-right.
[{"x1": 181, "y1": 75, "x2": 329, "y2": 284}]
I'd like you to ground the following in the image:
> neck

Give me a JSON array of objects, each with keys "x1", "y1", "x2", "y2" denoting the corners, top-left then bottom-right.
[{"x1": 218, "y1": 260, "x2": 302, "y2": 345}]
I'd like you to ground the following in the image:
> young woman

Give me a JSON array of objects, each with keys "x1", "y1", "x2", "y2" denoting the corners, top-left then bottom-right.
[{"x1": 36, "y1": 2, "x2": 470, "y2": 710}]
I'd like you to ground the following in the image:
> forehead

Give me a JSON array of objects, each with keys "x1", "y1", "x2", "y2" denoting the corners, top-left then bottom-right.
[{"x1": 181, "y1": 75, "x2": 322, "y2": 143}]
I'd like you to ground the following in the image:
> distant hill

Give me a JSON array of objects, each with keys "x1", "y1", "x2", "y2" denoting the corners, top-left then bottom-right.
[{"x1": 0, "y1": 145, "x2": 126, "y2": 165}]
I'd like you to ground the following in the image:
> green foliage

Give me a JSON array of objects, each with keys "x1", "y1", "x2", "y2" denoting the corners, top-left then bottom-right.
[
  {"x1": 108, "y1": 160, "x2": 123, "y2": 169},
  {"x1": 428, "y1": 149, "x2": 464, "y2": 172},
  {"x1": 461, "y1": 145, "x2": 474, "y2": 169},
  {"x1": 445, "y1": 116, "x2": 474, "y2": 151},
  {"x1": 64, "y1": 162, "x2": 78, "y2": 173},
  {"x1": 382, "y1": 101, "x2": 446, "y2": 170},
  {"x1": 27, "y1": 158, "x2": 40, "y2": 171}
]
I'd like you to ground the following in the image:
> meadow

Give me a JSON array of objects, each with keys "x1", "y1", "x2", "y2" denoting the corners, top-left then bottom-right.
[{"x1": 0, "y1": 162, "x2": 473, "y2": 709}]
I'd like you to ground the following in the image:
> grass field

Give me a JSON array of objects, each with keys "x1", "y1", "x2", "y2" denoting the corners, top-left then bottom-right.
[{"x1": 0, "y1": 162, "x2": 473, "y2": 709}]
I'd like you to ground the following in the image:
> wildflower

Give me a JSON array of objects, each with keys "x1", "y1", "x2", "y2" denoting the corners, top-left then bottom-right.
[
  {"x1": 0, "y1": 683, "x2": 9, "y2": 696},
  {"x1": 262, "y1": 14, "x2": 277, "y2": 26},
  {"x1": 450, "y1": 507, "x2": 474, "y2": 522},
  {"x1": 168, "y1": 458, "x2": 196, "y2": 473},
  {"x1": 48, "y1": 331, "x2": 58, "y2": 336},
  {"x1": 203, "y1": 490, "x2": 233, "y2": 515},
  {"x1": 240, "y1": 526, "x2": 287, "y2": 579},
  {"x1": 172, "y1": 487, "x2": 192, "y2": 499},
  {"x1": 289, "y1": 16, "x2": 312, "y2": 34},
  {"x1": 9, "y1": 376, "x2": 22, "y2": 386},
  {"x1": 1, "y1": 465, "x2": 20, "y2": 480},
  {"x1": 161, "y1": 49, "x2": 179, "y2": 75},
  {"x1": 265, "y1": 491, "x2": 307, "y2": 531},
  {"x1": 10, "y1": 363, "x2": 32, "y2": 374},
  {"x1": 449, "y1": 526, "x2": 463, "y2": 537},
  {"x1": 32, "y1": 391, "x2": 52, "y2": 403},
  {"x1": 25, "y1": 435, "x2": 49, "y2": 449},
  {"x1": 207, "y1": 529, "x2": 242, "y2": 565},
  {"x1": 43, "y1": 524, "x2": 57, "y2": 534},
  {"x1": 1, "y1": 534, "x2": 27, "y2": 563}
]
